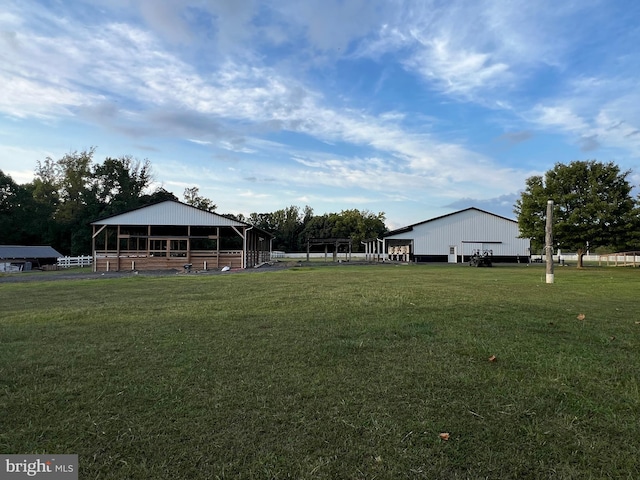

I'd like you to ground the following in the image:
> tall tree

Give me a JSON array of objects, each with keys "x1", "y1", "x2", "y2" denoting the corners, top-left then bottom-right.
[
  {"x1": 300, "y1": 209, "x2": 387, "y2": 252},
  {"x1": 30, "y1": 158, "x2": 60, "y2": 245},
  {"x1": 0, "y1": 170, "x2": 43, "y2": 245},
  {"x1": 92, "y1": 156, "x2": 152, "y2": 216},
  {"x1": 29, "y1": 149, "x2": 156, "y2": 254},
  {"x1": 270, "y1": 206, "x2": 306, "y2": 251},
  {"x1": 183, "y1": 187, "x2": 216, "y2": 212},
  {"x1": 248, "y1": 206, "x2": 311, "y2": 251},
  {"x1": 248, "y1": 212, "x2": 277, "y2": 232},
  {"x1": 300, "y1": 213, "x2": 334, "y2": 241},
  {"x1": 515, "y1": 160, "x2": 638, "y2": 268},
  {"x1": 33, "y1": 149, "x2": 96, "y2": 254},
  {"x1": 332, "y1": 209, "x2": 387, "y2": 250},
  {"x1": 140, "y1": 187, "x2": 179, "y2": 205}
]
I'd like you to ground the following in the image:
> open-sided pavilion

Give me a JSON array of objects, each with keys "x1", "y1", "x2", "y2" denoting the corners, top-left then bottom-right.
[{"x1": 91, "y1": 200, "x2": 272, "y2": 272}]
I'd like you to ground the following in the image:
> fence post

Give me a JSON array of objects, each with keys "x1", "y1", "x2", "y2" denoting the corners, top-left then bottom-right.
[{"x1": 545, "y1": 200, "x2": 554, "y2": 284}]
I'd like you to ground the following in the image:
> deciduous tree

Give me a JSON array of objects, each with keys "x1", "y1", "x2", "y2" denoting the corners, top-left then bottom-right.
[
  {"x1": 0, "y1": 171, "x2": 42, "y2": 245},
  {"x1": 183, "y1": 187, "x2": 216, "y2": 212},
  {"x1": 515, "y1": 160, "x2": 638, "y2": 268},
  {"x1": 93, "y1": 156, "x2": 152, "y2": 216}
]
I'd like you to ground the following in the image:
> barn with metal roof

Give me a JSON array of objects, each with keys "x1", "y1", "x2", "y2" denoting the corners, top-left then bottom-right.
[
  {"x1": 91, "y1": 201, "x2": 273, "y2": 272},
  {"x1": 383, "y1": 207, "x2": 530, "y2": 263}
]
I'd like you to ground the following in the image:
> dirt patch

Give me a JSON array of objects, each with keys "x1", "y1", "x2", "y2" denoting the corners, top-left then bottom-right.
[{"x1": 0, "y1": 262, "x2": 296, "y2": 284}]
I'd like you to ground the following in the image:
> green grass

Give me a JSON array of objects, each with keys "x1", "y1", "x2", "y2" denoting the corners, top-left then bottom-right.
[{"x1": 1, "y1": 264, "x2": 639, "y2": 479}]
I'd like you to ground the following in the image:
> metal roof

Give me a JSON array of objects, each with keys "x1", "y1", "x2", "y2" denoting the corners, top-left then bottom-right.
[
  {"x1": 91, "y1": 201, "x2": 249, "y2": 227},
  {"x1": 384, "y1": 207, "x2": 516, "y2": 237},
  {"x1": 0, "y1": 246, "x2": 63, "y2": 259}
]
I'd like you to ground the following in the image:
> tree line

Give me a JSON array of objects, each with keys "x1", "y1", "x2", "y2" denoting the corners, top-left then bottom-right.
[
  {"x1": 2, "y1": 150, "x2": 638, "y2": 261},
  {"x1": 0, "y1": 149, "x2": 387, "y2": 255}
]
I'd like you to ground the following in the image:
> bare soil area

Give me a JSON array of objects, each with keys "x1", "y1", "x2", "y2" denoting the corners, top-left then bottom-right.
[{"x1": 0, "y1": 262, "x2": 297, "y2": 284}]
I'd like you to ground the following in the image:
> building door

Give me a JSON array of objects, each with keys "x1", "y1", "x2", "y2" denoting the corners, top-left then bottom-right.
[{"x1": 448, "y1": 245, "x2": 458, "y2": 263}]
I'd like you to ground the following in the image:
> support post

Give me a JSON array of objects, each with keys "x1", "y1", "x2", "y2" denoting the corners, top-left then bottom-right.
[
  {"x1": 92, "y1": 225, "x2": 96, "y2": 272},
  {"x1": 545, "y1": 200, "x2": 554, "y2": 284},
  {"x1": 116, "y1": 225, "x2": 121, "y2": 272}
]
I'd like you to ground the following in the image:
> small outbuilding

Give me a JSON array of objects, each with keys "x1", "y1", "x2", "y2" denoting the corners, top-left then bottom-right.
[
  {"x1": 0, "y1": 245, "x2": 63, "y2": 271},
  {"x1": 91, "y1": 200, "x2": 273, "y2": 272},
  {"x1": 383, "y1": 207, "x2": 530, "y2": 263}
]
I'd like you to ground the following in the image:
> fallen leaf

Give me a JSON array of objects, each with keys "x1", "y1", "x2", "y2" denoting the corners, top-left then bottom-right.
[
  {"x1": 577, "y1": 313, "x2": 586, "y2": 321},
  {"x1": 488, "y1": 355, "x2": 497, "y2": 362},
  {"x1": 439, "y1": 432, "x2": 450, "y2": 441}
]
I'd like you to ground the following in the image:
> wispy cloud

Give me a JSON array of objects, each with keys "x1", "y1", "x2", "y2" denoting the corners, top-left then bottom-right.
[
  {"x1": 530, "y1": 105, "x2": 590, "y2": 133},
  {"x1": 3, "y1": 3, "x2": 523, "y2": 194},
  {"x1": 406, "y1": 36, "x2": 510, "y2": 98},
  {"x1": 1, "y1": 0, "x2": 639, "y2": 226}
]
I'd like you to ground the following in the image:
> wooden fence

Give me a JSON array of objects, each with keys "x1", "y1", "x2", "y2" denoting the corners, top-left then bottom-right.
[
  {"x1": 598, "y1": 252, "x2": 640, "y2": 267},
  {"x1": 93, "y1": 250, "x2": 246, "y2": 271}
]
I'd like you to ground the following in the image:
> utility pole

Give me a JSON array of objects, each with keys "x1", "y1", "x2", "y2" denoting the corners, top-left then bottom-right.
[{"x1": 545, "y1": 200, "x2": 554, "y2": 284}]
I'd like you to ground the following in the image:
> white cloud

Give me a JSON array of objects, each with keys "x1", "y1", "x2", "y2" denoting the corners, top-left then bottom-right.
[
  {"x1": 355, "y1": 0, "x2": 610, "y2": 109},
  {"x1": 527, "y1": 84, "x2": 640, "y2": 157},
  {"x1": 530, "y1": 105, "x2": 589, "y2": 133},
  {"x1": 406, "y1": 36, "x2": 510, "y2": 97},
  {"x1": 188, "y1": 139, "x2": 212, "y2": 146},
  {"x1": 0, "y1": 73, "x2": 93, "y2": 118},
  {"x1": 219, "y1": 141, "x2": 256, "y2": 154},
  {"x1": 238, "y1": 190, "x2": 271, "y2": 199}
]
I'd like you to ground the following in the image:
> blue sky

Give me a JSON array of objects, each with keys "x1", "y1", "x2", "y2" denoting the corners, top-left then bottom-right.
[{"x1": 1, "y1": 0, "x2": 639, "y2": 228}]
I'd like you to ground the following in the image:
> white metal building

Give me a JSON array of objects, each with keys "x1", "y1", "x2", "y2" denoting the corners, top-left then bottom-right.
[{"x1": 383, "y1": 207, "x2": 531, "y2": 263}]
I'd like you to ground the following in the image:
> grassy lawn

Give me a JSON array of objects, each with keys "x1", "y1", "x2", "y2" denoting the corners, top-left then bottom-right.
[{"x1": 1, "y1": 264, "x2": 639, "y2": 479}]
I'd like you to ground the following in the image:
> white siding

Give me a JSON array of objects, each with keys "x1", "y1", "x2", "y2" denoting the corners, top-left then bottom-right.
[
  {"x1": 91, "y1": 201, "x2": 246, "y2": 227},
  {"x1": 386, "y1": 208, "x2": 530, "y2": 257}
]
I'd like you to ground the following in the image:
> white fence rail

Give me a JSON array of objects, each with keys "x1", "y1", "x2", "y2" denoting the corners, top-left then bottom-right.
[
  {"x1": 598, "y1": 252, "x2": 640, "y2": 267},
  {"x1": 57, "y1": 255, "x2": 93, "y2": 268},
  {"x1": 531, "y1": 254, "x2": 601, "y2": 263}
]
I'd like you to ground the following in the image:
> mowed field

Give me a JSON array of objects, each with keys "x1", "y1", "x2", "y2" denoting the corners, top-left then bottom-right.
[{"x1": 1, "y1": 264, "x2": 639, "y2": 479}]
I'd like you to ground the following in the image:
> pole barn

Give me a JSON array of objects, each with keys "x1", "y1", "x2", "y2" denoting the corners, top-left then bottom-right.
[
  {"x1": 383, "y1": 207, "x2": 530, "y2": 263},
  {"x1": 91, "y1": 200, "x2": 273, "y2": 272}
]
